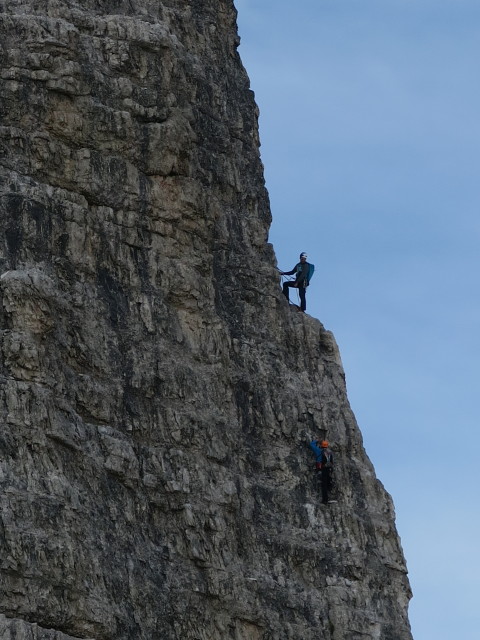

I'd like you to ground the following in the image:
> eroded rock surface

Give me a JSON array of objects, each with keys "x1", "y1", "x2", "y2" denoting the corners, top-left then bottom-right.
[{"x1": 0, "y1": 1, "x2": 412, "y2": 639}]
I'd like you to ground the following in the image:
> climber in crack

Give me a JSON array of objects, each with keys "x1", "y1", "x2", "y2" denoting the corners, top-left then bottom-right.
[
  {"x1": 279, "y1": 252, "x2": 314, "y2": 312},
  {"x1": 309, "y1": 438, "x2": 336, "y2": 504}
]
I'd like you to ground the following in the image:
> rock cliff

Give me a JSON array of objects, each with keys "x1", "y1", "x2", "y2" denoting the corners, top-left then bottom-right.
[{"x1": 0, "y1": 1, "x2": 412, "y2": 639}]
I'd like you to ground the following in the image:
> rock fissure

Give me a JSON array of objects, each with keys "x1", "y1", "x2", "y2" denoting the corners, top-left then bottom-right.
[{"x1": 0, "y1": 614, "x2": 95, "y2": 640}]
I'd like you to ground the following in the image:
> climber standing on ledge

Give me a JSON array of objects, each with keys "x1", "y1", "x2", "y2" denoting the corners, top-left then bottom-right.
[
  {"x1": 309, "y1": 438, "x2": 336, "y2": 504},
  {"x1": 279, "y1": 252, "x2": 314, "y2": 312}
]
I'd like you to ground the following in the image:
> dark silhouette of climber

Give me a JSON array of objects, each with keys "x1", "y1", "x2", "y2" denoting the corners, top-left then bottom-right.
[
  {"x1": 309, "y1": 439, "x2": 336, "y2": 504},
  {"x1": 279, "y1": 252, "x2": 314, "y2": 312}
]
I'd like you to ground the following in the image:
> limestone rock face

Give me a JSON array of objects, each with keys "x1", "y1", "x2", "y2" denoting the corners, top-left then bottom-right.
[{"x1": 0, "y1": 1, "x2": 412, "y2": 639}]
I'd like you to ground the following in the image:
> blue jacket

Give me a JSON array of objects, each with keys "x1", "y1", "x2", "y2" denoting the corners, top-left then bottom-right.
[{"x1": 309, "y1": 441, "x2": 333, "y2": 469}]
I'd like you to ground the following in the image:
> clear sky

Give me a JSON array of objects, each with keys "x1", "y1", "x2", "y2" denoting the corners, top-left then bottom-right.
[{"x1": 234, "y1": 1, "x2": 480, "y2": 638}]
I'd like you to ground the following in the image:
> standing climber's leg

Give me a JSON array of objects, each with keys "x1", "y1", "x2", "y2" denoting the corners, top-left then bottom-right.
[
  {"x1": 299, "y1": 286, "x2": 306, "y2": 312},
  {"x1": 283, "y1": 281, "x2": 296, "y2": 302}
]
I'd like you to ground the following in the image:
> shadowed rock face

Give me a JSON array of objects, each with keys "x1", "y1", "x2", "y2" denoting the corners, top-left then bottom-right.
[{"x1": 0, "y1": 2, "x2": 412, "y2": 639}]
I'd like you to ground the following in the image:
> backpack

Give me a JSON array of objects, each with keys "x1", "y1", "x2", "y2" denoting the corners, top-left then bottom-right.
[
  {"x1": 321, "y1": 449, "x2": 333, "y2": 469},
  {"x1": 307, "y1": 263, "x2": 315, "y2": 284}
]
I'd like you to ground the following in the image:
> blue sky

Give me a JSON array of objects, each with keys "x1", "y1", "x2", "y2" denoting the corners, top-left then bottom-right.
[{"x1": 234, "y1": 1, "x2": 480, "y2": 638}]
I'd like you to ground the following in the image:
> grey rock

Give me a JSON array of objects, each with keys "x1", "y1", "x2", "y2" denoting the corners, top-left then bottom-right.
[{"x1": 0, "y1": 1, "x2": 412, "y2": 639}]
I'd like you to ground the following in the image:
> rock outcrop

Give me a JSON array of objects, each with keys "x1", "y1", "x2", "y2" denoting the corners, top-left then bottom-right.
[{"x1": 0, "y1": 1, "x2": 412, "y2": 639}]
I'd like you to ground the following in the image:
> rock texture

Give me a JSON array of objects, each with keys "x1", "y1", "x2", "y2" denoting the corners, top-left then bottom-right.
[{"x1": 0, "y1": 1, "x2": 412, "y2": 639}]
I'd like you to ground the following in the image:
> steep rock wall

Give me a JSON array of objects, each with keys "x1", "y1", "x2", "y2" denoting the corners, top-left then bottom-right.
[{"x1": 0, "y1": 1, "x2": 412, "y2": 639}]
